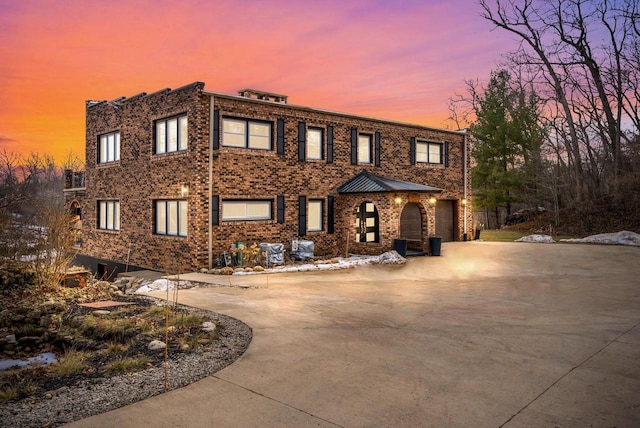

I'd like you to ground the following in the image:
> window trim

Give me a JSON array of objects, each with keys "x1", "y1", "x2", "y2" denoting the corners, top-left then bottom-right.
[
  {"x1": 221, "y1": 117, "x2": 273, "y2": 150},
  {"x1": 98, "y1": 131, "x2": 120, "y2": 164},
  {"x1": 154, "y1": 199, "x2": 188, "y2": 237},
  {"x1": 221, "y1": 199, "x2": 273, "y2": 221},
  {"x1": 154, "y1": 114, "x2": 188, "y2": 155},
  {"x1": 306, "y1": 127, "x2": 324, "y2": 160},
  {"x1": 307, "y1": 199, "x2": 324, "y2": 232},
  {"x1": 416, "y1": 141, "x2": 444, "y2": 164},
  {"x1": 97, "y1": 200, "x2": 120, "y2": 231},
  {"x1": 357, "y1": 133, "x2": 372, "y2": 164}
]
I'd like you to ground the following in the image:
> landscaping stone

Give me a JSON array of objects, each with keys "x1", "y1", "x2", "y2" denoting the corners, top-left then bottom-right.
[
  {"x1": 147, "y1": 340, "x2": 166, "y2": 351},
  {"x1": 201, "y1": 322, "x2": 216, "y2": 332},
  {"x1": 92, "y1": 310, "x2": 111, "y2": 316}
]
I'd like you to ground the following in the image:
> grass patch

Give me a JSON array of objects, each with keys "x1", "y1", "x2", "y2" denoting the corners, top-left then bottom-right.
[
  {"x1": 0, "y1": 387, "x2": 18, "y2": 403},
  {"x1": 169, "y1": 313, "x2": 206, "y2": 329},
  {"x1": 105, "y1": 356, "x2": 151, "y2": 374},
  {"x1": 479, "y1": 229, "x2": 576, "y2": 242},
  {"x1": 479, "y1": 230, "x2": 528, "y2": 241},
  {"x1": 105, "y1": 341, "x2": 130, "y2": 354},
  {"x1": 49, "y1": 349, "x2": 90, "y2": 377}
]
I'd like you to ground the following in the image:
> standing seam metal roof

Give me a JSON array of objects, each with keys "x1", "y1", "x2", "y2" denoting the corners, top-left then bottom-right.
[{"x1": 337, "y1": 170, "x2": 444, "y2": 194}]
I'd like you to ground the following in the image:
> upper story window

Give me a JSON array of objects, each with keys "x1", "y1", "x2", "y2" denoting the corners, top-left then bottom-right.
[
  {"x1": 155, "y1": 114, "x2": 188, "y2": 154},
  {"x1": 306, "y1": 128, "x2": 323, "y2": 160},
  {"x1": 98, "y1": 200, "x2": 120, "y2": 231},
  {"x1": 221, "y1": 200, "x2": 272, "y2": 221},
  {"x1": 358, "y1": 134, "x2": 372, "y2": 164},
  {"x1": 416, "y1": 141, "x2": 443, "y2": 164},
  {"x1": 98, "y1": 131, "x2": 120, "y2": 163},
  {"x1": 155, "y1": 200, "x2": 188, "y2": 236},
  {"x1": 308, "y1": 199, "x2": 324, "y2": 232},
  {"x1": 222, "y1": 118, "x2": 271, "y2": 150}
]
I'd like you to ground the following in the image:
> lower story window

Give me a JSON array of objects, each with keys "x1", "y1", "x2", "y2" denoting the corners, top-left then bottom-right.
[
  {"x1": 221, "y1": 200, "x2": 272, "y2": 221},
  {"x1": 98, "y1": 200, "x2": 120, "y2": 231},
  {"x1": 308, "y1": 199, "x2": 323, "y2": 231},
  {"x1": 155, "y1": 200, "x2": 188, "y2": 236}
]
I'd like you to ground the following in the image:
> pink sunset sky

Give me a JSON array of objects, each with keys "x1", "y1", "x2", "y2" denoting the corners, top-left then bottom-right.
[{"x1": 0, "y1": 0, "x2": 515, "y2": 162}]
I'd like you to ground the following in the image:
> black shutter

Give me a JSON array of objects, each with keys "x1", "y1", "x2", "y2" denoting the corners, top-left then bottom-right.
[
  {"x1": 444, "y1": 142, "x2": 450, "y2": 167},
  {"x1": 327, "y1": 196, "x2": 335, "y2": 234},
  {"x1": 211, "y1": 195, "x2": 219, "y2": 225},
  {"x1": 213, "y1": 110, "x2": 220, "y2": 150},
  {"x1": 351, "y1": 127, "x2": 358, "y2": 165},
  {"x1": 277, "y1": 195, "x2": 285, "y2": 224},
  {"x1": 298, "y1": 121, "x2": 306, "y2": 161},
  {"x1": 374, "y1": 132, "x2": 381, "y2": 166},
  {"x1": 298, "y1": 196, "x2": 307, "y2": 236},
  {"x1": 327, "y1": 125, "x2": 334, "y2": 163},
  {"x1": 276, "y1": 118, "x2": 285, "y2": 155},
  {"x1": 410, "y1": 137, "x2": 416, "y2": 165}
]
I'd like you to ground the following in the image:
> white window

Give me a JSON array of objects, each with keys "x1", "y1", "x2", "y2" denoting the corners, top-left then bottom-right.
[
  {"x1": 358, "y1": 134, "x2": 371, "y2": 163},
  {"x1": 155, "y1": 115, "x2": 188, "y2": 154},
  {"x1": 308, "y1": 200, "x2": 323, "y2": 232},
  {"x1": 221, "y1": 200, "x2": 272, "y2": 221},
  {"x1": 307, "y1": 128, "x2": 323, "y2": 160},
  {"x1": 98, "y1": 131, "x2": 120, "y2": 163},
  {"x1": 155, "y1": 200, "x2": 187, "y2": 236},
  {"x1": 222, "y1": 118, "x2": 272, "y2": 150},
  {"x1": 98, "y1": 200, "x2": 120, "y2": 231},
  {"x1": 416, "y1": 141, "x2": 443, "y2": 164}
]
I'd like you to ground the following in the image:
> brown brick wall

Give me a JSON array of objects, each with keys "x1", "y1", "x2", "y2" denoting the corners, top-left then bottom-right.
[{"x1": 68, "y1": 83, "x2": 471, "y2": 272}]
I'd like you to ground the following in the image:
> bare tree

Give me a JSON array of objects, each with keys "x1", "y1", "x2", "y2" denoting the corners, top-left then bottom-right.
[{"x1": 479, "y1": 0, "x2": 639, "y2": 202}]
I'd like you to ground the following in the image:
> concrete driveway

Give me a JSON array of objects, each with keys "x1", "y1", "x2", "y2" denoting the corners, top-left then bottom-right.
[{"x1": 68, "y1": 242, "x2": 640, "y2": 427}]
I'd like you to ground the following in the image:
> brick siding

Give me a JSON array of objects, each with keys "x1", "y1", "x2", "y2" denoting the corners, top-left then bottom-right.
[{"x1": 67, "y1": 83, "x2": 471, "y2": 272}]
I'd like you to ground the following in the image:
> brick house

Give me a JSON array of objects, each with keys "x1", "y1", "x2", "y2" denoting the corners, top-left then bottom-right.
[{"x1": 64, "y1": 82, "x2": 471, "y2": 276}]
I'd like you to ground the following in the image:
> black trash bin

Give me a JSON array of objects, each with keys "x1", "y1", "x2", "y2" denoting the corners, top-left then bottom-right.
[
  {"x1": 428, "y1": 236, "x2": 442, "y2": 256},
  {"x1": 474, "y1": 229, "x2": 481, "y2": 240},
  {"x1": 393, "y1": 239, "x2": 408, "y2": 258}
]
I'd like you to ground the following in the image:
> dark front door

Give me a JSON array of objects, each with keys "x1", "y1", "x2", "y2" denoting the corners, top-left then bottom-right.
[
  {"x1": 400, "y1": 203, "x2": 422, "y2": 241},
  {"x1": 356, "y1": 202, "x2": 379, "y2": 243},
  {"x1": 435, "y1": 200, "x2": 455, "y2": 241}
]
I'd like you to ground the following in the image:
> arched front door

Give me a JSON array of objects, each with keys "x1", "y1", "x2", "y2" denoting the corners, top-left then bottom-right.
[{"x1": 400, "y1": 202, "x2": 423, "y2": 248}]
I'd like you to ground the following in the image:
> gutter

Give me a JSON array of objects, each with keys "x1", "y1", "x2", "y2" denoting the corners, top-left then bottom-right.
[
  {"x1": 463, "y1": 130, "x2": 468, "y2": 237},
  {"x1": 208, "y1": 95, "x2": 215, "y2": 269}
]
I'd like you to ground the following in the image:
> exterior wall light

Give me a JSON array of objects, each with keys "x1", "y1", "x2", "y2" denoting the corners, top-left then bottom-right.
[
  {"x1": 394, "y1": 195, "x2": 402, "y2": 205},
  {"x1": 181, "y1": 184, "x2": 190, "y2": 198},
  {"x1": 462, "y1": 198, "x2": 467, "y2": 206},
  {"x1": 429, "y1": 195, "x2": 437, "y2": 205}
]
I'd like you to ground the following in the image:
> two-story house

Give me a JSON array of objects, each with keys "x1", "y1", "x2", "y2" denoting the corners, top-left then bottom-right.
[{"x1": 64, "y1": 82, "x2": 471, "y2": 276}]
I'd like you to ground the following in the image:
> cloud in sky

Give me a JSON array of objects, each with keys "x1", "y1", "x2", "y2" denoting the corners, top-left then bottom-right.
[{"x1": 0, "y1": 0, "x2": 514, "y2": 161}]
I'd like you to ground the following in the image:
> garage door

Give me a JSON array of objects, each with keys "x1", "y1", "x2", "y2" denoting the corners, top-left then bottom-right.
[{"x1": 435, "y1": 200, "x2": 455, "y2": 242}]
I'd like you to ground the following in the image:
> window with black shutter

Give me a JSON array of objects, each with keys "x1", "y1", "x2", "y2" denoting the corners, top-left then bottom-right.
[
  {"x1": 298, "y1": 196, "x2": 307, "y2": 236},
  {"x1": 277, "y1": 118, "x2": 285, "y2": 155}
]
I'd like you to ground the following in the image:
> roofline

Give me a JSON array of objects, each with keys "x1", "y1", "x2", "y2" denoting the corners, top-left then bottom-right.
[{"x1": 204, "y1": 90, "x2": 467, "y2": 136}]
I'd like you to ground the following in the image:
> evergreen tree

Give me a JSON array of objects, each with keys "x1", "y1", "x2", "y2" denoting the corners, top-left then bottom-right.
[{"x1": 470, "y1": 70, "x2": 544, "y2": 224}]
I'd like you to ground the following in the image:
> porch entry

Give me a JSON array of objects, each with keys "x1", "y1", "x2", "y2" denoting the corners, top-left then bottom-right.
[
  {"x1": 400, "y1": 202, "x2": 424, "y2": 251},
  {"x1": 355, "y1": 202, "x2": 379, "y2": 243}
]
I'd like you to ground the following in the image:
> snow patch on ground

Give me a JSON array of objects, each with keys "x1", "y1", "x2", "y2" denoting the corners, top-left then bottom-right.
[
  {"x1": 560, "y1": 231, "x2": 640, "y2": 246},
  {"x1": 136, "y1": 279, "x2": 191, "y2": 293},
  {"x1": 234, "y1": 251, "x2": 406, "y2": 275},
  {"x1": 515, "y1": 234, "x2": 556, "y2": 243},
  {"x1": 135, "y1": 252, "x2": 407, "y2": 292}
]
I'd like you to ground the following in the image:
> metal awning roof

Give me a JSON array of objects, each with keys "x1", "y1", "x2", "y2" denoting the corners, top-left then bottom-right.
[{"x1": 337, "y1": 170, "x2": 444, "y2": 194}]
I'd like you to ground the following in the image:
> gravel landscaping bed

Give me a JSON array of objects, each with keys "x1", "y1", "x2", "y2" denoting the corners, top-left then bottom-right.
[{"x1": 0, "y1": 299, "x2": 252, "y2": 428}]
